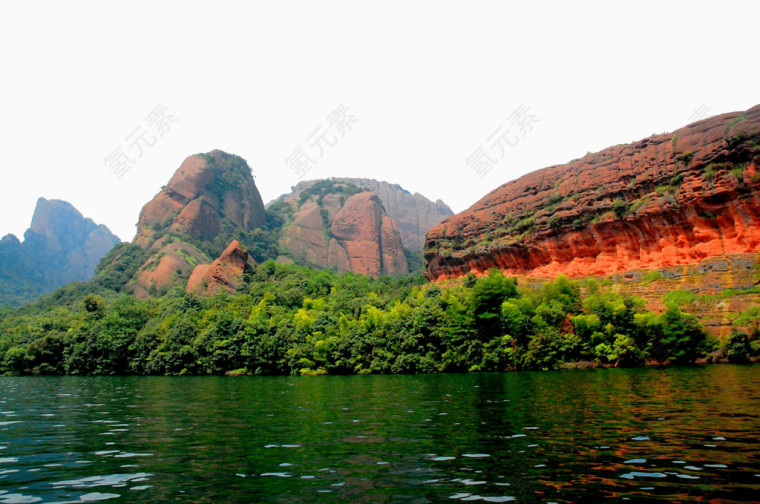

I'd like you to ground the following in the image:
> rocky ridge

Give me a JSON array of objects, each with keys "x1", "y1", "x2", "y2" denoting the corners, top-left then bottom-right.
[
  {"x1": 425, "y1": 105, "x2": 760, "y2": 282},
  {"x1": 187, "y1": 240, "x2": 250, "y2": 295}
]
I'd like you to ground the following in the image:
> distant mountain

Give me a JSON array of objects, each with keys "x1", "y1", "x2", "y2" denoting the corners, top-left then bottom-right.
[
  {"x1": 0, "y1": 198, "x2": 121, "y2": 306},
  {"x1": 272, "y1": 178, "x2": 453, "y2": 251}
]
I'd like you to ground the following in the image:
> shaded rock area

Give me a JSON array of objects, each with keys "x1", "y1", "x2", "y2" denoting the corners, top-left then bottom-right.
[
  {"x1": 276, "y1": 180, "x2": 409, "y2": 276},
  {"x1": 272, "y1": 177, "x2": 452, "y2": 250}
]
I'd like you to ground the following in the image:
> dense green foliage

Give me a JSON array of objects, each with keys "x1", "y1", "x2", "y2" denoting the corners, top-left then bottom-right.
[
  {"x1": 297, "y1": 179, "x2": 366, "y2": 206},
  {"x1": 1, "y1": 263, "x2": 733, "y2": 376},
  {"x1": 4, "y1": 243, "x2": 153, "y2": 313},
  {"x1": 726, "y1": 306, "x2": 760, "y2": 363}
]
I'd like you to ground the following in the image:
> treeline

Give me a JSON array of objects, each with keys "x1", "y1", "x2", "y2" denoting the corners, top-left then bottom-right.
[{"x1": 1, "y1": 263, "x2": 758, "y2": 376}]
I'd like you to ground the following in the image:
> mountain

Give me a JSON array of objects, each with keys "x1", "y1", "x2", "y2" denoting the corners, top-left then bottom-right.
[
  {"x1": 119, "y1": 152, "x2": 416, "y2": 298},
  {"x1": 273, "y1": 178, "x2": 453, "y2": 250},
  {"x1": 129, "y1": 149, "x2": 267, "y2": 297},
  {"x1": 0, "y1": 198, "x2": 121, "y2": 306},
  {"x1": 272, "y1": 179, "x2": 409, "y2": 276},
  {"x1": 425, "y1": 105, "x2": 760, "y2": 281}
]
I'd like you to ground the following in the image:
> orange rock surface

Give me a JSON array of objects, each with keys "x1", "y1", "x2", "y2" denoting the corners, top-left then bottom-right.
[
  {"x1": 186, "y1": 240, "x2": 249, "y2": 295},
  {"x1": 328, "y1": 192, "x2": 408, "y2": 276},
  {"x1": 516, "y1": 253, "x2": 760, "y2": 338},
  {"x1": 426, "y1": 105, "x2": 760, "y2": 282}
]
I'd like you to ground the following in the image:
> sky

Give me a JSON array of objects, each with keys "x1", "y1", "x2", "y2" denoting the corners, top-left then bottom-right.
[{"x1": 0, "y1": 0, "x2": 757, "y2": 242}]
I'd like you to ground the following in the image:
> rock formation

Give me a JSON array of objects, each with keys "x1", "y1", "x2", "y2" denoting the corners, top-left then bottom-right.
[
  {"x1": 271, "y1": 178, "x2": 453, "y2": 250},
  {"x1": 131, "y1": 150, "x2": 266, "y2": 297},
  {"x1": 0, "y1": 198, "x2": 121, "y2": 306},
  {"x1": 187, "y1": 240, "x2": 249, "y2": 295},
  {"x1": 276, "y1": 180, "x2": 409, "y2": 276},
  {"x1": 425, "y1": 105, "x2": 760, "y2": 282},
  {"x1": 328, "y1": 191, "x2": 409, "y2": 276},
  {"x1": 131, "y1": 238, "x2": 209, "y2": 298},
  {"x1": 135, "y1": 150, "x2": 265, "y2": 248}
]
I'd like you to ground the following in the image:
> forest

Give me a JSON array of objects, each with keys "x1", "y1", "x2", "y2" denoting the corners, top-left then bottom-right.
[{"x1": 2, "y1": 258, "x2": 758, "y2": 376}]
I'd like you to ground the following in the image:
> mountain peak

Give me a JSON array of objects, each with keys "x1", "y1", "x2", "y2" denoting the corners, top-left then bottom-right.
[
  {"x1": 0, "y1": 198, "x2": 120, "y2": 306},
  {"x1": 29, "y1": 198, "x2": 88, "y2": 236},
  {"x1": 135, "y1": 150, "x2": 266, "y2": 250},
  {"x1": 130, "y1": 150, "x2": 267, "y2": 297},
  {"x1": 275, "y1": 184, "x2": 409, "y2": 277}
]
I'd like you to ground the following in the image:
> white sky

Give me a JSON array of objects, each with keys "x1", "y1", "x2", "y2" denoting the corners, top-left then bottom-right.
[{"x1": 1, "y1": 0, "x2": 757, "y2": 242}]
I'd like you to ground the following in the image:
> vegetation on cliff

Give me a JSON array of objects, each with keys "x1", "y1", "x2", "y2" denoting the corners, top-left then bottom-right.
[{"x1": 3, "y1": 262, "x2": 757, "y2": 376}]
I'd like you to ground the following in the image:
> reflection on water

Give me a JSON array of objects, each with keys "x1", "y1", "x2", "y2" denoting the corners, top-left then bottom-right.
[{"x1": 1, "y1": 365, "x2": 759, "y2": 503}]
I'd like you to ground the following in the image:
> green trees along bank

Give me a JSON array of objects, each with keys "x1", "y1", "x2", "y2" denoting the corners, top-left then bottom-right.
[{"x1": 1, "y1": 264, "x2": 758, "y2": 376}]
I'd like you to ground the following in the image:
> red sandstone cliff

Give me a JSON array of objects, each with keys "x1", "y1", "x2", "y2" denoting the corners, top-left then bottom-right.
[
  {"x1": 132, "y1": 238, "x2": 209, "y2": 298},
  {"x1": 328, "y1": 191, "x2": 408, "y2": 276},
  {"x1": 131, "y1": 150, "x2": 265, "y2": 297},
  {"x1": 425, "y1": 105, "x2": 760, "y2": 281},
  {"x1": 135, "y1": 150, "x2": 265, "y2": 248}
]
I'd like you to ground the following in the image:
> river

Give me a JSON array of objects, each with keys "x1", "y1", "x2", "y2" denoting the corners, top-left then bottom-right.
[{"x1": 1, "y1": 366, "x2": 759, "y2": 503}]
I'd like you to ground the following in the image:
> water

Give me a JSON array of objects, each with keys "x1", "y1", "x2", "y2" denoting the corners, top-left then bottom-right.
[{"x1": 1, "y1": 366, "x2": 759, "y2": 503}]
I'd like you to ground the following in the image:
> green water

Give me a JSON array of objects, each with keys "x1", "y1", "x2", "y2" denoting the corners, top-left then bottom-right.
[{"x1": 1, "y1": 366, "x2": 759, "y2": 503}]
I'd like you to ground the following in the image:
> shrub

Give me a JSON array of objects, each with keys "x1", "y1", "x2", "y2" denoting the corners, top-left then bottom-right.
[
  {"x1": 675, "y1": 151, "x2": 694, "y2": 165},
  {"x1": 725, "y1": 330, "x2": 752, "y2": 363},
  {"x1": 641, "y1": 270, "x2": 663, "y2": 284},
  {"x1": 612, "y1": 198, "x2": 628, "y2": 219}
]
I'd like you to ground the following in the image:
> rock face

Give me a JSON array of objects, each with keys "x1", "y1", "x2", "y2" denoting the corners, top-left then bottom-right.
[
  {"x1": 0, "y1": 198, "x2": 121, "y2": 306},
  {"x1": 131, "y1": 238, "x2": 209, "y2": 298},
  {"x1": 187, "y1": 240, "x2": 249, "y2": 295},
  {"x1": 135, "y1": 150, "x2": 265, "y2": 248},
  {"x1": 515, "y1": 253, "x2": 760, "y2": 338},
  {"x1": 272, "y1": 178, "x2": 453, "y2": 250},
  {"x1": 131, "y1": 150, "x2": 266, "y2": 297},
  {"x1": 425, "y1": 105, "x2": 760, "y2": 281},
  {"x1": 276, "y1": 180, "x2": 409, "y2": 276},
  {"x1": 329, "y1": 191, "x2": 409, "y2": 276},
  {"x1": 608, "y1": 254, "x2": 760, "y2": 337}
]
